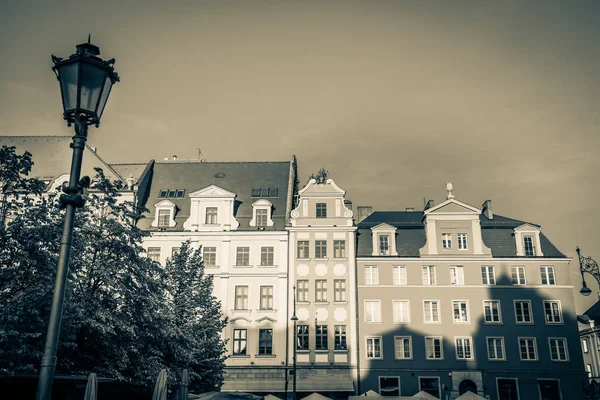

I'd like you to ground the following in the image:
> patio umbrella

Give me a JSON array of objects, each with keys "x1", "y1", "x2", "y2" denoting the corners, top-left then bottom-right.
[
  {"x1": 411, "y1": 391, "x2": 439, "y2": 400},
  {"x1": 302, "y1": 393, "x2": 331, "y2": 400},
  {"x1": 195, "y1": 392, "x2": 262, "y2": 399},
  {"x1": 455, "y1": 392, "x2": 486, "y2": 400},
  {"x1": 362, "y1": 390, "x2": 381, "y2": 397},
  {"x1": 83, "y1": 372, "x2": 98, "y2": 400},
  {"x1": 153, "y1": 369, "x2": 168, "y2": 400}
]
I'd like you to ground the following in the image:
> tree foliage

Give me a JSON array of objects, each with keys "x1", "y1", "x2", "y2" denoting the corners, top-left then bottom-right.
[{"x1": 309, "y1": 167, "x2": 328, "y2": 184}]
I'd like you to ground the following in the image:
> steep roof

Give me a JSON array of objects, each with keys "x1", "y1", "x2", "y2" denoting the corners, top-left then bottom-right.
[{"x1": 584, "y1": 301, "x2": 600, "y2": 324}]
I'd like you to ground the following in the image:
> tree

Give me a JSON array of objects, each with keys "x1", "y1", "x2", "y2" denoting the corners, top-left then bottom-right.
[{"x1": 309, "y1": 167, "x2": 328, "y2": 184}]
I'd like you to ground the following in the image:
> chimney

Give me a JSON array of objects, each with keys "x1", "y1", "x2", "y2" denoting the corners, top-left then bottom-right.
[
  {"x1": 424, "y1": 199, "x2": 435, "y2": 211},
  {"x1": 405, "y1": 207, "x2": 415, "y2": 212},
  {"x1": 172, "y1": 155, "x2": 178, "y2": 160},
  {"x1": 344, "y1": 200, "x2": 352, "y2": 212},
  {"x1": 357, "y1": 206, "x2": 373, "y2": 224},
  {"x1": 482, "y1": 200, "x2": 493, "y2": 219}
]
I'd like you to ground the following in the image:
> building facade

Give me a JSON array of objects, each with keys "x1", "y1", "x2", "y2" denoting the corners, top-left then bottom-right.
[{"x1": 578, "y1": 301, "x2": 600, "y2": 382}]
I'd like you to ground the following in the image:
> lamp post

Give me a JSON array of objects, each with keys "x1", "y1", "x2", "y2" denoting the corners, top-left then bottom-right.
[
  {"x1": 36, "y1": 37, "x2": 119, "y2": 400},
  {"x1": 577, "y1": 247, "x2": 599, "y2": 297},
  {"x1": 291, "y1": 286, "x2": 298, "y2": 400}
]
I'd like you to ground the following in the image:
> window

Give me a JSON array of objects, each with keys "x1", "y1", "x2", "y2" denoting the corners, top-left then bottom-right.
[
  {"x1": 297, "y1": 241, "x2": 309, "y2": 259},
  {"x1": 393, "y1": 266, "x2": 407, "y2": 285},
  {"x1": 175, "y1": 189, "x2": 185, "y2": 198},
  {"x1": 158, "y1": 190, "x2": 167, "y2": 198},
  {"x1": 269, "y1": 188, "x2": 278, "y2": 197},
  {"x1": 519, "y1": 338, "x2": 537, "y2": 360},
  {"x1": 260, "y1": 247, "x2": 274, "y2": 266},
  {"x1": 497, "y1": 379, "x2": 519, "y2": 400},
  {"x1": 315, "y1": 280, "x2": 327, "y2": 302},
  {"x1": 544, "y1": 301, "x2": 562, "y2": 324},
  {"x1": 425, "y1": 337, "x2": 443, "y2": 359},
  {"x1": 252, "y1": 188, "x2": 278, "y2": 197},
  {"x1": 379, "y1": 377, "x2": 400, "y2": 397},
  {"x1": 393, "y1": 301, "x2": 411, "y2": 323},
  {"x1": 442, "y1": 233, "x2": 452, "y2": 249},
  {"x1": 549, "y1": 338, "x2": 568, "y2": 361},
  {"x1": 235, "y1": 286, "x2": 248, "y2": 310},
  {"x1": 171, "y1": 247, "x2": 180, "y2": 257},
  {"x1": 394, "y1": 337, "x2": 412, "y2": 359},
  {"x1": 315, "y1": 325, "x2": 328, "y2": 350},
  {"x1": 515, "y1": 301, "x2": 533, "y2": 323},
  {"x1": 297, "y1": 280, "x2": 309, "y2": 302},
  {"x1": 203, "y1": 246, "x2": 217, "y2": 266},
  {"x1": 258, "y1": 329, "x2": 273, "y2": 355},
  {"x1": 457, "y1": 233, "x2": 468, "y2": 250},
  {"x1": 538, "y1": 380, "x2": 560, "y2": 400},
  {"x1": 523, "y1": 236, "x2": 535, "y2": 256},
  {"x1": 455, "y1": 337, "x2": 473, "y2": 359},
  {"x1": 422, "y1": 266, "x2": 436, "y2": 285},
  {"x1": 236, "y1": 247, "x2": 250, "y2": 266},
  {"x1": 583, "y1": 338, "x2": 589, "y2": 353},
  {"x1": 484, "y1": 300, "x2": 502, "y2": 323},
  {"x1": 586, "y1": 364, "x2": 593, "y2": 378},
  {"x1": 147, "y1": 247, "x2": 161, "y2": 262},
  {"x1": 334, "y1": 279, "x2": 346, "y2": 302},
  {"x1": 379, "y1": 235, "x2": 390, "y2": 255},
  {"x1": 481, "y1": 266, "x2": 496, "y2": 285},
  {"x1": 365, "y1": 266, "x2": 379, "y2": 285},
  {"x1": 232, "y1": 329, "x2": 247, "y2": 355},
  {"x1": 419, "y1": 377, "x2": 441, "y2": 398},
  {"x1": 366, "y1": 337, "x2": 382, "y2": 359},
  {"x1": 450, "y1": 266, "x2": 465, "y2": 285},
  {"x1": 511, "y1": 266, "x2": 526, "y2": 285},
  {"x1": 158, "y1": 210, "x2": 171, "y2": 227},
  {"x1": 334, "y1": 240, "x2": 346, "y2": 258},
  {"x1": 334, "y1": 325, "x2": 347, "y2": 350},
  {"x1": 541, "y1": 266, "x2": 555, "y2": 285},
  {"x1": 168, "y1": 190, "x2": 176, "y2": 198},
  {"x1": 315, "y1": 240, "x2": 327, "y2": 258},
  {"x1": 205, "y1": 207, "x2": 218, "y2": 224},
  {"x1": 365, "y1": 300, "x2": 382, "y2": 323},
  {"x1": 297, "y1": 325, "x2": 309, "y2": 350},
  {"x1": 452, "y1": 301, "x2": 470, "y2": 323},
  {"x1": 487, "y1": 337, "x2": 505, "y2": 360},
  {"x1": 259, "y1": 286, "x2": 273, "y2": 310},
  {"x1": 316, "y1": 203, "x2": 327, "y2": 218},
  {"x1": 423, "y1": 301, "x2": 440, "y2": 323},
  {"x1": 256, "y1": 209, "x2": 268, "y2": 226}
]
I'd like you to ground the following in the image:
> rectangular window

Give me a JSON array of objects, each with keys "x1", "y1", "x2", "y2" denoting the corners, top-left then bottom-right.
[
  {"x1": 393, "y1": 266, "x2": 408, "y2": 285},
  {"x1": 583, "y1": 338, "x2": 589, "y2": 353},
  {"x1": 481, "y1": 266, "x2": 496, "y2": 285},
  {"x1": 497, "y1": 379, "x2": 519, "y2": 400},
  {"x1": 175, "y1": 189, "x2": 185, "y2": 198},
  {"x1": 315, "y1": 240, "x2": 327, "y2": 258},
  {"x1": 515, "y1": 301, "x2": 533, "y2": 323},
  {"x1": 316, "y1": 203, "x2": 327, "y2": 218},
  {"x1": 425, "y1": 337, "x2": 443, "y2": 359},
  {"x1": 393, "y1": 301, "x2": 410, "y2": 323},
  {"x1": 394, "y1": 336, "x2": 412, "y2": 359},
  {"x1": 203, "y1": 246, "x2": 217, "y2": 266},
  {"x1": 524, "y1": 236, "x2": 535, "y2": 256},
  {"x1": 168, "y1": 190, "x2": 176, "y2": 198},
  {"x1": 334, "y1": 325, "x2": 347, "y2": 350},
  {"x1": 334, "y1": 279, "x2": 346, "y2": 302},
  {"x1": 147, "y1": 247, "x2": 161, "y2": 262},
  {"x1": 455, "y1": 337, "x2": 473, "y2": 359},
  {"x1": 158, "y1": 210, "x2": 170, "y2": 227},
  {"x1": 268, "y1": 188, "x2": 278, "y2": 197},
  {"x1": 235, "y1": 286, "x2": 248, "y2": 310},
  {"x1": 423, "y1": 301, "x2": 440, "y2": 323},
  {"x1": 205, "y1": 207, "x2": 218, "y2": 224},
  {"x1": 419, "y1": 377, "x2": 441, "y2": 398},
  {"x1": 297, "y1": 325, "x2": 309, "y2": 350},
  {"x1": 260, "y1": 246, "x2": 274, "y2": 266},
  {"x1": 442, "y1": 233, "x2": 452, "y2": 249},
  {"x1": 233, "y1": 329, "x2": 247, "y2": 355},
  {"x1": 450, "y1": 266, "x2": 465, "y2": 285},
  {"x1": 365, "y1": 266, "x2": 379, "y2": 285},
  {"x1": 315, "y1": 325, "x2": 328, "y2": 350},
  {"x1": 297, "y1": 280, "x2": 309, "y2": 302},
  {"x1": 171, "y1": 247, "x2": 180, "y2": 257},
  {"x1": 511, "y1": 266, "x2": 526, "y2": 285},
  {"x1": 549, "y1": 338, "x2": 568, "y2": 361},
  {"x1": 258, "y1": 328, "x2": 273, "y2": 355},
  {"x1": 334, "y1": 240, "x2": 346, "y2": 258},
  {"x1": 315, "y1": 279, "x2": 327, "y2": 302},
  {"x1": 158, "y1": 190, "x2": 167, "y2": 198},
  {"x1": 538, "y1": 380, "x2": 560, "y2": 400},
  {"x1": 484, "y1": 300, "x2": 502, "y2": 323},
  {"x1": 452, "y1": 301, "x2": 470, "y2": 323},
  {"x1": 422, "y1": 266, "x2": 436, "y2": 285},
  {"x1": 519, "y1": 338, "x2": 538, "y2": 360},
  {"x1": 544, "y1": 301, "x2": 562, "y2": 324},
  {"x1": 259, "y1": 286, "x2": 273, "y2": 310},
  {"x1": 586, "y1": 364, "x2": 593, "y2": 378},
  {"x1": 297, "y1": 240, "x2": 309, "y2": 259},
  {"x1": 457, "y1": 233, "x2": 468, "y2": 250},
  {"x1": 256, "y1": 209, "x2": 268, "y2": 226},
  {"x1": 541, "y1": 266, "x2": 556, "y2": 285},
  {"x1": 379, "y1": 235, "x2": 390, "y2": 255},
  {"x1": 366, "y1": 337, "x2": 382, "y2": 359},
  {"x1": 365, "y1": 300, "x2": 382, "y2": 323},
  {"x1": 487, "y1": 337, "x2": 505, "y2": 360},
  {"x1": 251, "y1": 188, "x2": 261, "y2": 197},
  {"x1": 236, "y1": 247, "x2": 250, "y2": 266},
  {"x1": 379, "y1": 377, "x2": 400, "y2": 397}
]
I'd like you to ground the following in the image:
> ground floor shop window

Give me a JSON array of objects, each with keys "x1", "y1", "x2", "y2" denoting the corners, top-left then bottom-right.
[
  {"x1": 538, "y1": 379, "x2": 560, "y2": 400},
  {"x1": 379, "y1": 376, "x2": 400, "y2": 396},
  {"x1": 419, "y1": 377, "x2": 440, "y2": 398},
  {"x1": 497, "y1": 378, "x2": 519, "y2": 400}
]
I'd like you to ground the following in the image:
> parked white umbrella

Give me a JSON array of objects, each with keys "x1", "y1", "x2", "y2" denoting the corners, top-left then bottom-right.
[
  {"x1": 455, "y1": 392, "x2": 486, "y2": 400},
  {"x1": 83, "y1": 372, "x2": 98, "y2": 400},
  {"x1": 363, "y1": 390, "x2": 382, "y2": 397},
  {"x1": 153, "y1": 369, "x2": 168, "y2": 400},
  {"x1": 410, "y1": 391, "x2": 439, "y2": 400},
  {"x1": 263, "y1": 395, "x2": 280, "y2": 400}
]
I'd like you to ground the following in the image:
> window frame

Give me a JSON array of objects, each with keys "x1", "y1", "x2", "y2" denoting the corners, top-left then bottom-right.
[
  {"x1": 255, "y1": 209, "x2": 268, "y2": 227},
  {"x1": 548, "y1": 337, "x2": 569, "y2": 362},
  {"x1": 514, "y1": 300, "x2": 534, "y2": 324},
  {"x1": 234, "y1": 285, "x2": 249, "y2": 310},
  {"x1": 393, "y1": 265, "x2": 408, "y2": 286},
  {"x1": 483, "y1": 300, "x2": 503, "y2": 324},
  {"x1": 297, "y1": 280, "x2": 309, "y2": 303},
  {"x1": 315, "y1": 279, "x2": 328, "y2": 303},
  {"x1": 422, "y1": 265, "x2": 436, "y2": 285},
  {"x1": 365, "y1": 265, "x2": 379, "y2": 285},
  {"x1": 315, "y1": 240, "x2": 327, "y2": 259},
  {"x1": 297, "y1": 325, "x2": 309, "y2": 350},
  {"x1": 365, "y1": 300, "x2": 382, "y2": 323},
  {"x1": 394, "y1": 336, "x2": 413, "y2": 360},
  {"x1": 316, "y1": 203, "x2": 327, "y2": 218},
  {"x1": 481, "y1": 265, "x2": 496, "y2": 285},
  {"x1": 147, "y1": 247, "x2": 161, "y2": 262},
  {"x1": 203, "y1": 246, "x2": 217, "y2": 266},
  {"x1": 236, "y1": 247, "x2": 251, "y2": 266},
  {"x1": 518, "y1": 337, "x2": 538, "y2": 361},
  {"x1": 334, "y1": 325, "x2": 347, "y2": 350},
  {"x1": 379, "y1": 234, "x2": 390, "y2": 255},
  {"x1": 511, "y1": 266, "x2": 527, "y2": 285},
  {"x1": 365, "y1": 336, "x2": 383, "y2": 359},
  {"x1": 232, "y1": 328, "x2": 247, "y2": 356},
  {"x1": 378, "y1": 376, "x2": 401, "y2": 397},
  {"x1": 259, "y1": 285, "x2": 274, "y2": 310},
  {"x1": 158, "y1": 209, "x2": 171, "y2": 228},
  {"x1": 334, "y1": 279, "x2": 346, "y2": 302},
  {"x1": 423, "y1": 300, "x2": 441, "y2": 323},
  {"x1": 424, "y1": 336, "x2": 444, "y2": 360},
  {"x1": 333, "y1": 240, "x2": 346, "y2": 258},
  {"x1": 442, "y1": 233, "x2": 452, "y2": 249},
  {"x1": 540, "y1": 265, "x2": 556, "y2": 285},
  {"x1": 455, "y1": 336, "x2": 474, "y2": 360},
  {"x1": 297, "y1": 240, "x2": 310, "y2": 259},
  {"x1": 523, "y1": 235, "x2": 535, "y2": 256},
  {"x1": 452, "y1": 300, "x2": 470, "y2": 324},
  {"x1": 205, "y1": 207, "x2": 218, "y2": 224},
  {"x1": 487, "y1": 336, "x2": 506, "y2": 361},
  {"x1": 582, "y1": 338, "x2": 589, "y2": 353},
  {"x1": 258, "y1": 328, "x2": 273, "y2": 356},
  {"x1": 457, "y1": 233, "x2": 468, "y2": 250},
  {"x1": 393, "y1": 300, "x2": 411, "y2": 324},
  {"x1": 450, "y1": 265, "x2": 465, "y2": 285},
  {"x1": 315, "y1": 325, "x2": 328, "y2": 350},
  {"x1": 544, "y1": 300, "x2": 563, "y2": 324},
  {"x1": 260, "y1": 246, "x2": 274, "y2": 266}
]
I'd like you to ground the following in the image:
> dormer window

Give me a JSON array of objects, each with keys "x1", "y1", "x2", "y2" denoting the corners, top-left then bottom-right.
[
  {"x1": 316, "y1": 203, "x2": 327, "y2": 218},
  {"x1": 379, "y1": 235, "x2": 390, "y2": 256},
  {"x1": 256, "y1": 209, "x2": 268, "y2": 226},
  {"x1": 442, "y1": 233, "x2": 452, "y2": 249},
  {"x1": 524, "y1": 236, "x2": 535, "y2": 256},
  {"x1": 514, "y1": 224, "x2": 544, "y2": 257},
  {"x1": 371, "y1": 224, "x2": 398, "y2": 256},
  {"x1": 158, "y1": 210, "x2": 171, "y2": 228},
  {"x1": 249, "y1": 199, "x2": 274, "y2": 228},
  {"x1": 205, "y1": 207, "x2": 218, "y2": 224},
  {"x1": 152, "y1": 200, "x2": 177, "y2": 228}
]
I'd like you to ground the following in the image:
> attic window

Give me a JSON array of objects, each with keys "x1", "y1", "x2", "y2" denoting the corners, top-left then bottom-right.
[
  {"x1": 251, "y1": 188, "x2": 279, "y2": 198},
  {"x1": 159, "y1": 190, "x2": 168, "y2": 198},
  {"x1": 168, "y1": 190, "x2": 176, "y2": 198},
  {"x1": 175, "y1": 189, "x2": 185, "y2": 198},
  {"x1": 158, "y1": 189, "x2": 186, "y2": 199}
]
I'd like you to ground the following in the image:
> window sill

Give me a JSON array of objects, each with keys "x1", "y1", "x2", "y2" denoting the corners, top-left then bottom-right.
[
  {"x1": 333, "y1": 258, "x2": 348, "y2": 261},
  {"x1": 488, "y1": 359, "x2": 507, "y2": 362},
  {"x1": 484, "y1": 321, "x2": 504, "y2": 325},
  {"x1": 297, "y1": 301, "x2": 311, "y2": 305},
  {"x1": 394, "y1": 358, "x2": 413, "y2": 361},
  {"x1": 333, "y1": 349, "x2": 349, "y2": 353},
  {"x1": 545, "y1": 322, "x2": 564, "y2": 326},
  {"x1": 333, "y1": 301, "x2": 348, "y2": 305},
  {"x1": 314, "y1": 349, "x2": 329, "y2": 353},
  {"x1": 230, "y1": 355, "x2": 250, "y2": 358},
  {"x1": 453, "y1": 321, "x2": 471, "y2": 324},
  {"x1": 315, "y1": 301, "x2": 330, "y2": 305},
  {"x1": 258, "y1": 264, "x2": 278, "y2": 268},
  {"x1": 255, "y1": 354, "x2": 276, "y2": 358},
  {"x1": 314, "y1": 258, "x2": 329, "y2": 261},
  {"x1": 205, "y1": 264, "x2": 220, "y2": 268},
  {"x1": 257, "y1": 309, "x2": 277, "y2": 313},
  {"x1": 393, "y1": 321, "x2": 412, "y2": 325},
  {"x1": 365, "y1": 321, "x2": 383, "y2": 324},
  {"x1": 234, "y1": 265, "x2": 254, "y2": 268},
  {"x1": 296, "y1": 258, "x2": 311, "y2": 261},
  {"x1": 297, "y1": 349, "x2": 310, "y2": 354},
  {"x1": 202, "y1": 223, "x2": 221, "y2": 227},
  {"x1": 516, "y1": 322, "x2": 534, "y2": 325},
  {"x1": 366, "y1": 357, "x2": 383, "y2": 360}
]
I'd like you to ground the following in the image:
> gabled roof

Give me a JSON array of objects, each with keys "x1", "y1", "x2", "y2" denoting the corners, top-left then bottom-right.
[{"x1": 584, "y1": 300, "x2": 600, "y2": 324}]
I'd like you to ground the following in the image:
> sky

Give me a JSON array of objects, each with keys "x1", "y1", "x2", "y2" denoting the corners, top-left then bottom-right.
[{"x1": 1, "y1": 0, "x2": 599, "y2": 312}]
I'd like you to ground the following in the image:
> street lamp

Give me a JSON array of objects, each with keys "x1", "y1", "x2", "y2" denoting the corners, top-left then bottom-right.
[
  {"x1": 36, "y1": 37, "x2": 119, "y2": 400},
  {"x1": 291, "y1": 286, "x2": 298, "y2": 400},
  {"x1": 577, "y1": 247, "x2": 599, "y2": 297}
]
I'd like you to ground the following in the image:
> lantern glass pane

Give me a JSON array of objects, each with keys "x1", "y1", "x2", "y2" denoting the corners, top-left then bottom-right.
[
  {"x1": 59, "y1": 63, "x2": 78, "y2": 112},
  {"x1": 97, "y1": 76, "x2": 113, "y2": 121},
  {"x1": 79, "y1": 63, "x2": 106, "y2": 114}
]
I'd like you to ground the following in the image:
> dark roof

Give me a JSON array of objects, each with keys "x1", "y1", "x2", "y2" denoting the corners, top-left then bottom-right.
[
  {"x1": 136, "y1": 161, "x2": 293, "y2": 231},
  {"x1": 584, "y1": 301, "x2": 600, "y2": 324},
  {"x1": 110, "y1": 163, "x2": 149, "y2": 182}
]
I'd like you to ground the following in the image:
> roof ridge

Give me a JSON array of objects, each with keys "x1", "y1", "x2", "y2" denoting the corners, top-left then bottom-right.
[
  {"x1": 154, "y1": 160, "x2": 291, "y2": 164},
  {"x1": 84, "y1": 144, "x2": 125, "y2": 182}
]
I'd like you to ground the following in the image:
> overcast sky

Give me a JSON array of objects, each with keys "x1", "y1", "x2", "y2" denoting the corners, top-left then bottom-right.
[{"x1": 1, "y1": 0, "x2": 598, "y2": 312}]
